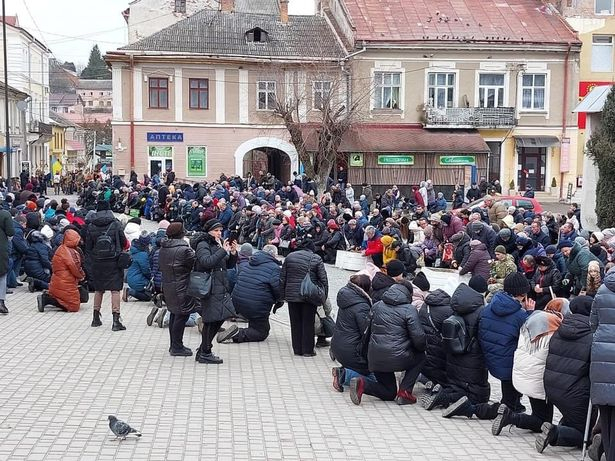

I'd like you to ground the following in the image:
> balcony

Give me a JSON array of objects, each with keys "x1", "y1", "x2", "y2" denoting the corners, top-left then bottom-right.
[{"x1": 424, "y1": 106, "x2": 517, "y2": 129}]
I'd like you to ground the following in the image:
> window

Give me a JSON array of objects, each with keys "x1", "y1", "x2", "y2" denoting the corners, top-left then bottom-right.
[
  {"x1": 246, "y1": 28, "x2": 269, "y2": 43},
  {"x1": 51, "y1": 106, "x2": 57, "y2": 112},
  {"x1": 63, "y1": 107, "x2": 69, "y2": 113},
  {"x1": 428, "y1": 72, "x2": 455, "y2": 108},
  {"x1": 107, "y1": 101, "x2": 112, "y2": 107},
  {"x1": 521, "y1": 74, "x2": 546, "y2": 110},
  {"x1": 175, "y1": 0, "x2": 186, "y2": 13},
  {"x1": 257, "y1": 81, "x2": 276, "y2": 110},
  {"x1": 478, "y1": 73, "x2": 505, "y2": 108},
  {"x1": 189, "y1": 78, "x2": 209, "y2": 109},
  {"x1": 149, "y1": 77, "x2": 168, "y2": 109},
  {"x1": 592, "y1": 35, "x2": 614, "y2": 72},
  {"x1": 374, "y1": 72, "x2": 401, "y2": 109},
  {"x1": 595, "y1": 0, "x2": 614, "y2": 14},
  {"x1": 88, "y1": 101, "x2": 93, "y2": 106},
  {"x1": 313, "y1": 81, "x2": 332, "y2": 110}
]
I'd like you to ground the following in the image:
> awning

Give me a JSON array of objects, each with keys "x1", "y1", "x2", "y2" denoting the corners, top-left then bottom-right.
[
  {"x1": 514, "y1": 136, "x2": 559, "y2": 148},
  {"x1": 303, "y1": 125, "x2": 490, "y2": 154},
  {"x1": 573, "y1": 85, "x2": 614, "y2": 113}
]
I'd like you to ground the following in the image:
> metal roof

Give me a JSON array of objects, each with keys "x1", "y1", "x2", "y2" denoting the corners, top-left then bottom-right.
[{"x1": 573, "y1": 85, "x2": 614, "y2": 114}]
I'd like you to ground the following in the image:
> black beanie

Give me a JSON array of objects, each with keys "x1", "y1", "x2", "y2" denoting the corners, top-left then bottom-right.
[
  {"x1": 412, "y1": 271, "x2": 430, "y2": 292},
  {"x1": 570, "y1": 295, "x2": 593, "y2": 316},
  {"x1": 503, "y1": 272, "x2": 531, "y2": 297},
  {"x1": 441, "y1": 214, "x2": 451, "y2": 225},
  {"x1": 469, "y1": 275, "x2": 488, "y2": 294},
  {"x1": 203, "y1": 219, "x2": 223, "y2": 232},
  {"x1": 386, "y1": 259, "x2": 405, "y2": 278},
  {"x1": 96, "y1": 200, "x2": 110, "y2": 211}
]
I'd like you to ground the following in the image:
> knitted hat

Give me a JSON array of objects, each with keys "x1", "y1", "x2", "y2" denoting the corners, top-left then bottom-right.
[
  {"x1": 450, "y1": 231, "x2": 465, "y2": 244},
  {"x1": 499, "y1": 228, "x2": 512, "y2": 239},
  {"x1": 503, "y1": 272, "x2": 531, "y2": 296},
  {"x1": 495, "y1": 245, "x2": 507, "y2": 255},
  {"x1": 96, "y1": 200, "x2": 110, "y2": 211},
  {"x1": 535, "y1": 255, "x2": 551, "y2": 267},
  {"x1": 412, "y1": 271, "x2": 430, "y2": 292},
  {"x1": 25, "y1": 200, "x2": 37, "y2": 211},
  {"x1": 386, "y1": 259, "x2": 405, "y2": 277},
  {"x1": 557, "y1": 240, "x2": 573, "y2": 249},
  {"x1": 441, "y1": 214, "x2": 451, "y2": 225},
  {"x1": 516, "y1": 235, "x2": 530, "y2": 246},
  {"x1": 203, "y1": 219, "x2": 223, "y2": 232},
  {"x1": 545, "y1": 244, "x2": 557, "y2": 255},
  {"x1": 166, "y1": 222, "x2": 185, "y2": 238},
  {"x1": 137, "y1": 230, "x2": 152, "y2": 246},
  {"x1": 469, "y1": 275, "x2": 488, "y2": 294},
  {"x1": 239, "y1": 243, "x2": 254, "y2": 257},
  {"x1": 158, "y1": 219, "x2": 171, "y2": 230},
  {"x1": 470, "y1": 221, "x2": 483, "y2": 233}
]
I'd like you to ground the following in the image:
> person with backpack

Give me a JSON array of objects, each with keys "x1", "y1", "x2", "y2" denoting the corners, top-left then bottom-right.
[{"x1": 85, "y1": 200, "x2": 128, "y2": 331}]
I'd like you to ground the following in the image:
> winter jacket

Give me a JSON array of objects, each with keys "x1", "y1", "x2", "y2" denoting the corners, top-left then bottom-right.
[
  {"x1": 323, "y1": 229, "x2": 346, "y2": 263},
  {"x1": 459, "y1": 242, "x2": 491, "y2": 281},
  {"x1": 495, "y1": 235, "x2": 517, "y2": 256},
  {"x1": 551, "y1": 251, "x2": 567, "y2": 274},
  {"x1": 371, "y1": 271, "x2": 396, "y2": 303},
  {"x1": 150, "y1": 245, "x2": 162, "y2": 291},
  {"x1": 193, "y1": 232, "x2": 237, "y2": 322},
  {"x1": 84, "y1": 210, "x2": 127, "y2": 292},
  {"x1": 442, "y1": 215, "x2": 465, "y2": 241},
  {"x1": 453, "y1": 234, "x2": 471, "y2": 267},
  {"x1": 0, "y1": 210, "x2": 14, "y2": 276},
  {"x1": 491, "y1": 254, "x2": 517, "y2": 283},
  {"x1": 396, "y1": 244, "x2": 417, "y2": 275},
  {"x1": 446, "y1": 284, "x2": 490, "y2": 404},
  {"x1": 566, "y1": 242, "x2": 603, "y2": 292},
  {"x1": 368, "y1": 283, "x2": 426, "y2": 373},
  {"x1": 590, "y1": 270, "x2": 615, "y2": 405},
  {"x1": 48, "y1": 229, "x2": 85, "y2": 312},
  {"x1": 124, "y1": 222, "x2": 141, "y2": 243},
  {"x1": 479, "y1": 291, "x2": 529, "y2": 381},
  {"x1": 24, "y1": 231, "x2": 52, "y2": 280},
  {"x1": 418, "y1": 289, "x2": 453, "y2": 386},
  {"x1": 380, "y1": 235, "x2": 397, "y2": 266},
  {"x1": 531, "y1": 261, "x2": 562, "y2": 310},
  {"x1": 280, "y1": 248, "x2": 328, "y2": 305},
  {"x1": 10, "y1": 221, "x2": 28, "y2": 259},
  {"x1": 232, "y1": 251, "x2": 281, "y2": 319},
  {"x1": 159, "y1": 238, "x2": 196, "y2": 315},
  {"x1": 545, "y1": 307, "x2": 592, "y2": 417},
  {"x1": 127, "y1": 240, "x2": 151, "y2": 291},
  {"x1": 467, "y1": 222, "x2": 497, "y2": 258},
  {"x1": 487, "y1": 201, "x2": 507, "y2": 228},
  {"x1": 331, "y1": 282, "x2": 372, "y2": 374}
]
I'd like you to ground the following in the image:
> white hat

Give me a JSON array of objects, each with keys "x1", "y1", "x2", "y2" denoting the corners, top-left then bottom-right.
[{"x1": 40, "y1": 224, "x2": 54, "y2": 240}]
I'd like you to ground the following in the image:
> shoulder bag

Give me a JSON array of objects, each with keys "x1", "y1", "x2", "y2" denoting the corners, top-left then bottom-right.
[{"x1": 299, "y1": 254, "x2": 324, "y2": 305}]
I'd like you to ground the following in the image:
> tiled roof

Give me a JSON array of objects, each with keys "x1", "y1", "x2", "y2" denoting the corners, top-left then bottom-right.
[
  {"x1": 343, "y1": 0, "x2": 579, "y2": 45},
  {"x1": 235, "y1": 0, "x2": 280, "y2": 15},
  {"x1": 78, "y1": 80, "x2": 112, "y2": 91},
  {"x1": 119, "y1": 9, "x2": 345, "y2": 60},
  {"x1": 49, "y1": 93, "x2": 81, "y2": 106},
  {"x1": 304, "y1": 124, "x2": 490, "y2": 153}
]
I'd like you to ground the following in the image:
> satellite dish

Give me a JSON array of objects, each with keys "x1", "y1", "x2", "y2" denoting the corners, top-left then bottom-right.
[{"x1": 16, "y1": 101, "x2": 27, "y2": 111}]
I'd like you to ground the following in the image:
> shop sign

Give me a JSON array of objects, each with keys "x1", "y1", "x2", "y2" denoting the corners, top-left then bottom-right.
[
  {"x1": 147, "y1": 132, "x2": 184, "y2": 142},
  {"x1": 187, "y1": 146, "x2": 207, "y2": 177},
  {"x1": 439, "y1": 155, "x2": 476, "y2": 166},
  {"x1": 148, "y1": 146, "x2": 173, "y2": 158},
  {"x1": 377, "y1": 155, "x2": 414, "y2": 166},
  {"x1": 349, "y1": 153, "x2": 364, "y2": 167}
]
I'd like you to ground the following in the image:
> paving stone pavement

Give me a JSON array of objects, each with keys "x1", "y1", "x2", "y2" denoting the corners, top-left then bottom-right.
[{"x1": 0, "y1": 215, "x2": 582, "y2": 460}]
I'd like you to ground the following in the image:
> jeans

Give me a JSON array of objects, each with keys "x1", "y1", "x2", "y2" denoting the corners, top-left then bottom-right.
[
  {"x1": 343, "y1": 368, "x2": 375, "y2": 387},
  {"x1": 128, "y1": 288, "x2": 151, "y2": 301}
]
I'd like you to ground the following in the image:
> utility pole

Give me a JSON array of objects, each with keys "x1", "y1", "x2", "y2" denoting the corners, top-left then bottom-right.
[{"x1": 2, "y1": 0, "x2": 11, "y2": 191}]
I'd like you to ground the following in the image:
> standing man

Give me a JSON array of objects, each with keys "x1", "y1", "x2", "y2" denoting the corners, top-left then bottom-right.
[{"x1": 0, "y1": 207, "x2": 15, "y2": 314}]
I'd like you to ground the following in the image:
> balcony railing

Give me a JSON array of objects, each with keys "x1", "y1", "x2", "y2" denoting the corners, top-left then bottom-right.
[{"x1": 424, "y1": 106, "x2": 517, "y2": 129}]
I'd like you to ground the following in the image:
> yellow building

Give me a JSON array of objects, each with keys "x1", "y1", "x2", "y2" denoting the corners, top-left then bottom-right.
[{"x1": 50, "y1": 124, "x2": 66, "y2": 175}]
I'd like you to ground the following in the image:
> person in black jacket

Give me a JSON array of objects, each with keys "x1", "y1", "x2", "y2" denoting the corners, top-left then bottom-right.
[
  {"x1": 331, "y1": 274, "x2": 374, "y2": 392},
  {"x1": 450, "y1": 231, "x2": 471, "y2": 269},
  {"x1": 223, "y1": 245, "x2": 282, "y2": 343},
  {"x1": 536, "y1": 296, "x2": 596, "y2": 453},
  {"x1": 319, "y1": 220, "x2": 345, "y2": 264},
  {"x1": 159, "y1": 222, "x2": 196, "y2": 357},
  {"x1": 531, "y1": 256, "x2": 563, "y2": 310},
  {"x1": 349, "y1": 281, "x2": 426, "y2": 406},
  {"x1": 418, "y1": 289, "x2": 452, "y2": 395},
  {"x1": 280, "y1": 237, "x2": 328, "y2": 357},
  {"x1": 391, "y1": 241, "x2": 417, "y2": 276}
]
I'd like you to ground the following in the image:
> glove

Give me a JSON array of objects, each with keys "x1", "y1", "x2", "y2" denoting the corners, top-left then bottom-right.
[{"x1": 272, "y1": 301, "x2": 284, "y2": 314}]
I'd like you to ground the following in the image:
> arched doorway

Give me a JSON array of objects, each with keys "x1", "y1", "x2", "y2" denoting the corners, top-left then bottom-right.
[{"x1": 234, "y1": 137, "x2": 299, "y2": 184}]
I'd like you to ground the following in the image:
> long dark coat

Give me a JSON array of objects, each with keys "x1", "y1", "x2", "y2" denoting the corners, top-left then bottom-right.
[
  {"x1": 0, "y1": 209, "x2": 15, "y2": 275},
  {"x1": 159, "y1": 238, "x2": 196, "y2": 315}
]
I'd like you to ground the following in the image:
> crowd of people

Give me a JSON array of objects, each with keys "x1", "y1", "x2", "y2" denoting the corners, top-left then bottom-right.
[{"x1": 1, "y1": 168, "x2": 614, "y2": 459}]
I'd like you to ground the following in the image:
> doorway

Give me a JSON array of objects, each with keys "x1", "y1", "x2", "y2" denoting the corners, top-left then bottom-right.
[
  {"x1": 150, "y1": 158, "x2": 173, "y2": 177},
  {"x1": 243, "y1": 147, "x2": 291, "y2": 184},
  {"x1": 517, "y1": 147, "x2": 546, "y2": 191},
  {"x1": 487, "y1": 141, "x2": 501, "y2": 183}
]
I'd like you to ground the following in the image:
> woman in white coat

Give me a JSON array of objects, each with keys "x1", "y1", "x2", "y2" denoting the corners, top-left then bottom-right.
[{"x1": 491, "y1": 298, "x2": 570, "y2": 436}]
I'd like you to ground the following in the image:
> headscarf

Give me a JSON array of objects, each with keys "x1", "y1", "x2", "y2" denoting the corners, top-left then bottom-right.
[{"x1": 524, "y1": 298, "x2": 570, "y2": 351}]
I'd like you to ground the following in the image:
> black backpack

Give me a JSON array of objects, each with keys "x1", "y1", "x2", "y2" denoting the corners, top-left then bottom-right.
[
  {"x1": 93, "y1": 223, "x2": 119, "y2": 260},
  {"x1": 442, "y1": 314, "x2": 474, "y2": 355}
]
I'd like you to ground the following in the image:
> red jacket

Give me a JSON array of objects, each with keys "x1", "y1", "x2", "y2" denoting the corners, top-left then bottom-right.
[{"x1": 365, "y1": 237, "x2": 383, "y2": 256}]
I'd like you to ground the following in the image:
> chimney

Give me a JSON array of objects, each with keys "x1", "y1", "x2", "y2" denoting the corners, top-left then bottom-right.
[
  {"x1": 221, "y1": 0, "x2": 234, "y2": 12},
  {"x1": 280, "y1": 0, "x2": 289, "y2": 23}
]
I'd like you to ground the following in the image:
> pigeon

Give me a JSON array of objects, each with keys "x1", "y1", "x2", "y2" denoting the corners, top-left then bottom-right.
[{"x1": 108, "y1": 415, "x2": 142, "y2": 440}]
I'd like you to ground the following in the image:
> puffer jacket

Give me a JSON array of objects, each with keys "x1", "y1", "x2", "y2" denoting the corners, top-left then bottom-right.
[
  {"x1": 531, "y1": 260, "x2": 562, "y2": 310},
  {"x1": 280, "y1": 247, "x2": 328, "y2": 305},
  {"x1": 159, "y1": 238, "x2": 196, "y2": 315},
  {"x1": 331, "y1": 282, "x2": 372, "y2": 374},
  {"x1": 23, "y1": 231, "x2": 52, "y2": 280},
  {"x1": 478, "y1": 291, "x2": 529, "y2": 381},
  {"x1": 127, "y1": 240, "x2": 151, "y2": 291},
  {"x1": 566, "y1": 242, "x2": 603, "y2": 292},
  {"x1": 418, "y1": 289, "x2": 453, "y2": 386},
  {"x1": 459, "y1": 241, "x2": 491, "y2": 281},
  {"x1": 371, "y1": 271, "x2": 396, "y2": 303},
  {"x1": 453, "y1": 233, "x2": 471, "y2": 267},
  {"x1": 446, "y1": 284, "x2": 490, "y2": 404},
  {"x1": 590, "y1": 270, "x2": 615, "y2": 405},
  {"x1": 368, "y1": 283, "x2": 426, "y2": 373},
  {"x1": 466, "y1": 222, "x2": 497, "y2": 258},
  {"x1": 150, "y1": 246, "x2": 162, "y2": 291},
  {"x1": 48, "y1": 229, "x2": 85, "y2": 312},
  {"x1": 124, "y1": 221, "x2": 141, "y2": 243},
  {"x1": 545, "y1": 301, "x2": 592, "y2": 416},
  {"x1": 193, "y1": 232, "x2": 237, "y2": 322},
  {"x1": 232, "y1": 250, "x2": 281, "y2": 319}
]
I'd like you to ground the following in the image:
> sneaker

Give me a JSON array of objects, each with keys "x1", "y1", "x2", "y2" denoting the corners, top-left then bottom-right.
[
  {"x1": 395, "y1": 390, "x2": 417, "y2": 405},
  {"x1": 349, "y1": 377, "x2": 365, "y2": 405},
  {"x1": 216, "y1": 324, "x2": 239, "y2": 343},
  {"x1": 535, "y1": 422, "x2": 557, "y2": 454},
  {"x1": 424, "y1": 381, "x2": 434, "y2": 392},
  {"x1": 315, "y1": 337, "x2": 330, "y2": 348},
  {"x1": 146, "y1": 307, "x2": 159, "y2": 326},
  {"x1": 37, "y1": 294, "x2": 44, "y2": 312},
  {"x1": 332, "y1": 367, "x2": 344, "y2": 393},
  {"x1": 423, "y1": 385, "x2": 448, "y2": 410},
  {"x1": 442, "y1": 396, "x2": 473, "y2": 419},
  {"x1": 197, "y1": 352, "x2": 223, "y2": 364},
  {"x1": 170, "y1": 347, "x2": 193, "y2": 357},
  {"x1": 492, "y1": 404, "x2": 512, "y2": 436},
  {"x1": 122, "y1": 287, "x2": 129, "y2": 302},
  {"x1": 156, "y1": 308, "x2": 167, "y2": 328},
  {"x1": 19, "y1": 273, "x2": 28, "y2": 282}
]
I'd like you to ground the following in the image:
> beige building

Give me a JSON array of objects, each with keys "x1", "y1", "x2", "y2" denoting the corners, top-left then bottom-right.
[{"x1": 77, "y1": 80, "x2": 113, "y2": 111}]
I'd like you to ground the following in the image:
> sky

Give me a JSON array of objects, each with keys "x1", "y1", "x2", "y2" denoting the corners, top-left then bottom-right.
[{"x1": 5, "y1": 0, "x2": 315, "y2": 66}]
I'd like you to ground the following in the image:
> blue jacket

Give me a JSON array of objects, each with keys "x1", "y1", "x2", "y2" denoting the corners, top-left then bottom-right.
[
  {"x1": 231, "y1": 251, "x2": 281, "y2": 319},
  {"x1": 590, "y1": 270, "x2": 615, "y2": 405},
  {"x1": 10, "y1": 221, "x2": 28, "y2": 258},
  {"x1": 127, "y1": 241, "x2": 151, "y2": 290},
  {"x1": 150, "y1": 246, "x2": 162, "y2": 291},
  {"x1": 23, "y1": 231, "x2": 52, "y2": 279},
  {"x1": 218, "y1": 206, "x2": 233, "y2": 229},
  {"x1": 478, "y1": 291, "x2": 529, "y2": 381}
]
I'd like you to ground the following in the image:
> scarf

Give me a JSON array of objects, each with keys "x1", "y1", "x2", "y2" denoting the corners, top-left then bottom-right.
[{"x1": 524, "y1": 298, "x2": 570, "y2": 352}]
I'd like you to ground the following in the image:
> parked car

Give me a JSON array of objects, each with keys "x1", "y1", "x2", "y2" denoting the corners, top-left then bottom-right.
[{"x1": 456, "y1": 196, "x2": 543, "y2": 214}]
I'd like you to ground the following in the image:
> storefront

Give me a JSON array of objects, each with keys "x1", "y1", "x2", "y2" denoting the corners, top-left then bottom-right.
[
  {"x1": 514, "y1": 136, "x2": 559, "y2": 192},
  {"x1": 148, "y1": 146, "x2": 174, "y2": 177}
]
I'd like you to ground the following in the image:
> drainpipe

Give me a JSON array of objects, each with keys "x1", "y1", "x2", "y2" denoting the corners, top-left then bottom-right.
[
  {"x1": 560, "y1": 43, "x2": 571, "y2": 200},
  {"x1": 129, "y1": 54, "x2": 135, "y2": 171}
]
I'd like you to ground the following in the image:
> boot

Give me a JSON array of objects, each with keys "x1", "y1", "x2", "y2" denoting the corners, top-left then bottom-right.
[
  {"x1": 37, "y1": 294, "x2": 44, "y2": 312},
  {"x1": 492, "y1": 404, "x2": 514, "y2": 436},
  {"x1": 0, "y1": 299, "x2": 8, "y2": 314},
  {"x1": 112, "y1": 312, "x2": 126, "y2": 331},
  {"x1": 395, "y1": 389, "x2": 417, "y2": 405},
  {"x1": 442, "y1": 396, "x2": 474, "y2": 419},
  {"x1": 91, "y1": 309, "x2": 102, "y2": 327}
]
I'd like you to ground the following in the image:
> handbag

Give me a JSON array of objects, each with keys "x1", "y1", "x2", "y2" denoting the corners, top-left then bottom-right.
[
  {"x1": 78, "y1": 283, "x2": 89, "y2": 303},
  {"x1": 318, "y1": 314, "x2": 336, "y2": 338},
  {"x1": 300, "y1": 256, "x2": 324, "y2": 305},
  {"x1": 117, "y1": 251, "x2": 132, "y2": 270},
  {"x1": 187, "y1": 271, "x2": 212, "y2": 298}
]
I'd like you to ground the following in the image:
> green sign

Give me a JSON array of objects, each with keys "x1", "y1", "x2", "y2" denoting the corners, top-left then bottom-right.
[
  {"x1": 439, "y1": 155, "x2": 476, "y2": 166},
  {"x1": 349, "y1": 153, "x2": 364, "y2": 167},
  {"x1": 377, "y1": 155, "x2": 414, "y2": 166},
  {"x1": 187, "y1": 146, "x2": 207, "y2": 177},
  {"x1": 148, "y1": 146, "x2": 173, "y2": 158}
]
